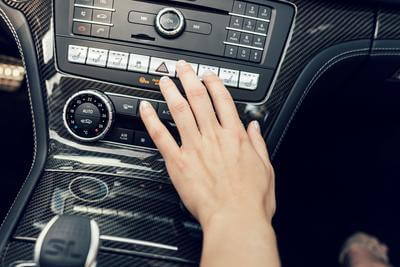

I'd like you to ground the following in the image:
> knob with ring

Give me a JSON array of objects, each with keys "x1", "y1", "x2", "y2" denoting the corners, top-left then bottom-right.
[
  {"x1": 155, "y1": 7, "x2": 185, "y2": 38},
  {"x1": 63, "y1": 90, "x2": 114, "y2": 142}
]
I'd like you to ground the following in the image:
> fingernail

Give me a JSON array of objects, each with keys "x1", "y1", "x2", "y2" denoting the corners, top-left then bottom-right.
[
  {"x1": 160, "y1": 76, "x2": 170, "y2": 84},
  {"x1": 140, "y1": 100, "x2": 152, "y2": 111},
  {"x1": 177, "y1": 60, "x2": 187, "y2": 68},
  {"x1": 252, "y1": 120, "x2": 261, "y2": 133}
]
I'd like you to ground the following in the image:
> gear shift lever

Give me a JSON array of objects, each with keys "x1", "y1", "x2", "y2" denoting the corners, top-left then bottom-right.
[{"x1": 34, "y1": 215, "x2": 100, "y2": 267}]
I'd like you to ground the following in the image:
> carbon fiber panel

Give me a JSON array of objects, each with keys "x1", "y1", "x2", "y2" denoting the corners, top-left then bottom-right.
[
  {"x1": 3, "y1": 241, "x2": 192, "y2": 266},
  {"x1": 11, "y1": 171, "x2": 201, "y2": 265},
  {"x1": 377, "y1": 7, "x2": 400, "y2": 40}
]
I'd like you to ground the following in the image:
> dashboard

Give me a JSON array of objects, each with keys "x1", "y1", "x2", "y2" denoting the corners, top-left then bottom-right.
[{"x1": 0, "y1": 0, "x2": 399, "y2": 266}]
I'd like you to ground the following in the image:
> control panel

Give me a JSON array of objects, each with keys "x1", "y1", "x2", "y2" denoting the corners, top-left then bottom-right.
[
  {"x1": 55, "y1": 0, "x2": 296, "y2": 103},
  {"x1": 64, "y1": 90, "x2": 178, "y2": 148}
]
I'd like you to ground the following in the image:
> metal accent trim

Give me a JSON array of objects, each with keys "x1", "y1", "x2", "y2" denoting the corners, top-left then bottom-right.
[
  {"x1": 100, "y1": 235, "x2": 178, "y2": 251},
  {"x1": 228, "y1": 12, "x2": 271, "y2": 23},
  {"x1": 72, "y1": 18, "x2": 113, "y2": 27},
  {"x1": 225, "y1": 26, "x2": 267, "y2": 37},
  {"x1": 74, "y1": 4, "x2": 116, "y2": 12},
  {"x1": 223, "y1": 41, "x2": 264, "y2": 51}
]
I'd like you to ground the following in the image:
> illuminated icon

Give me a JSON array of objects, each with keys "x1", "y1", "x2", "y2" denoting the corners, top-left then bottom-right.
[
  {"x1": 96, "y1": 14, "x2": 108, "y2": 20},
  {"x1": 140, "y1": 138, "x2": 146, "y2": 143},
  {"x1": 152, "y1": 78, "x2": 160, "y2": 86},
  {"x1": 78, "y1": 25, "x2": 87, "y2": 32},
  {"x1": 134, "y1": 61, "x2": 142, "y2": 68},
  {"x1": 120, "y1": 133, "x2": 128, "y2": 141},
  {"x1": 82, "y1": 108, "x2": 94, "y2": 114},
  {"x1": 80, "y1": 11, "x2": 87, "y2": 17},
  {"x1": 122, "y1": 104, "x2": 134, "y2": 110},
  {"x1": 139, "y1": 76, "x2": 150, "y2": 84},
  {"x1": 80, "y1": 118, "x2": 93, "y2": 124},
  {"x1": 96, "y1": 28, "x2": 105, "y2": 34},
  {"x1": 155, "y1": 62, "x2": 169, "y2": 74}
]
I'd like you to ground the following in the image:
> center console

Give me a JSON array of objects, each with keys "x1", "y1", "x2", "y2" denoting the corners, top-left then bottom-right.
[{"x1": 0, "y1": 0, "x2": 295, "y2": 266}]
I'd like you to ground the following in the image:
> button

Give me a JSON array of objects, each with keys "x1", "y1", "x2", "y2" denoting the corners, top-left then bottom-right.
[
  {"x1": 94, "y1": 0, "x2": 113, "y2": 9},
  {"x1": 108, "y1": 128, "x2": 134, "y2": 145},
  {"x1": 68, "y1": 45, "x2": 88, "y2": 64},
  {"x1": 243, "y1": 19, "x2": 256, "y2": 32},
  {"x1": 198, "y1": 65, "x2": 219, "y2": 80},
  {"x1": 258, "y1": 6, "x2": 272, "y2": 20},
  {"x1": 225, "y1": 45, "x2": 238, "y2": 58},
  {"x1": 75, "y1": 115, "x2": 100, "y2": 130},
  {"x1": 186, "y1": 20, "x2": 212, "y2": 35},
  {"x1": 91, "y1": 24, "x2": 110, "y2": 38},
  {"x1": 227, "y1": 30, "x2": 240, "y2": 43},
  {"x1": 76, "y1": 103, "x2": 100, "y2": 118},
  {"x1": 73, "y1": 22, "x2": 91, "y2": 36},
  {"x1": 189, "y1": 63, "x2": 199, "y2": 74},
  {"x1": 232, "y1": 1, "x2": 246, "y2": 15},
  {"x1": 75, "y1": 0, "x2": 93, "y2": 5},
  {"x1": 250, "y1": 50, "x2": 262, "y2": 63},
  {"x1": 237, "y1": 47, "x2": 250, "y2": 60},
  {"x1": 134, "y1": 131, "x2": 155, "y2": 148},
  {"x1": 138, "y1": 100, "x2": 159, "y2": 112},
  {"x1": 74, "y1": 7, "x2": 92, "y2": 21},
  {"x1": 255, "y1": 21, "x2": 269, "y2": 34},
  {"x1": 253, "y1": 36, "x2": 266, "y2": 48},
  {"x1": 159, "y1": 12, "x2": 181, "y2": 31},
  {"x1": 245, "y1": 4, "x2": 259, "y2": 18},
  {"x1": 240, "y1": 33, "x2": 253, "y2": 46},
  {"x1": 149, "y1": 58, "x2": 177, "y2": 77},
  {"x1": 93, "y1": 10, "x2": 112, "y2": 24},
  {"x1": 109, "y1": 95, "x2": 138, "y2": 116},
  {"x1": 219, "y1": 68, "x2": 239, "y2": 87},
  {"x1": 229, "y1": 16, "x2": 243, "y2": 30},
  {"x1": 135, "y1": 75, "x2": 161, "y2": 90},
  {"x1": 239, "y1": 72, "x2": 259, "y2": 90},
  {"x1": 128, "y1": 54, "x2": 150, "y2": 73},
  {"x1": 158, "y1": 103, "x2": 172, "y2": 121},
  {"x1": 128, "y1": 11, "x2": 156, "y2": 26},
  {"x1": 107, "y1": 51, "x2": 129, "y2": 70},
  {"x1": 86, "y1": 48, "x2": 109, "y2": 67}
]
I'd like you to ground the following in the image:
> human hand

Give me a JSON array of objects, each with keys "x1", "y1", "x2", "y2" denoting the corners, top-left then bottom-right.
[{"x1": 139, "y1": 60, "x2": 276, "y2": 229}]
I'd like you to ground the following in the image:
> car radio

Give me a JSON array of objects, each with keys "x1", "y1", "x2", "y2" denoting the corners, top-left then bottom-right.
[{"x1": 55, "y1": 0, "x2": 296, "y2": 103}]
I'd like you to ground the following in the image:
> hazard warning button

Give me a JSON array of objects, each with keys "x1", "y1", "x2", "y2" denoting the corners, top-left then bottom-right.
[{"x1": 149, "y1": 57, "x2": 177, "y2": 77}]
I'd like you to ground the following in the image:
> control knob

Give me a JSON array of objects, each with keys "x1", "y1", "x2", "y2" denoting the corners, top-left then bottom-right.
[
  {"x1": 155, "y1": 7, "x2": 185, "y2": 38},
  {"x1": 63, "y1": 90, "x2": 114, "y2": 142}
]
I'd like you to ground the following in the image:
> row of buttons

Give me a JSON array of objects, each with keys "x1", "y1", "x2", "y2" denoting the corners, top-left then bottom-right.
[
  {"x1": 67, "y1": 45, "x2": 260, "y2": 90},
  {"x1": 107, "y1": 128, "x2": 155, "y2": 148},
  {"x1": 231, "y1": 1, "x2": 272, "y2": 20},
  {"x1": 128, "y1": 11, "x2": 212, "y2": 36}
]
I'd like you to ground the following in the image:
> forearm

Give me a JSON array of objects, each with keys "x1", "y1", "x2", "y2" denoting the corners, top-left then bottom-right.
[{"x1": 200, "y1": 211, "x2": 281, "y2": 267}]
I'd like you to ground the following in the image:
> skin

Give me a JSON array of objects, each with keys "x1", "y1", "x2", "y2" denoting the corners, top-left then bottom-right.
[{"x1": 139, "y1": 60, "x2": 280, "y2": 267}]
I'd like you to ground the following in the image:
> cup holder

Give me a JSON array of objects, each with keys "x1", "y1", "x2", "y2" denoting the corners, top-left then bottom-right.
[{"x1": 69, "y1": 176, "x2": 109, "y2": 203}]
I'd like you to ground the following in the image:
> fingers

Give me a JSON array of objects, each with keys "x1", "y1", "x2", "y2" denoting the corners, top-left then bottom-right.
[
  {"x1": 139, "y1": 101, "x2": 180, "y2": 159},
  {"x1": 247, "y1": 121, "x2": 270, "y2": 165},
  {"x1": 159, "y1": 76, "x2": 201, "y2": 147},
  {"x1": 202, "y1": 71, "x2": 245, "y2": 132},
  {"x1": 176, "y1": 61, "x2": 220, "y2": 133}
]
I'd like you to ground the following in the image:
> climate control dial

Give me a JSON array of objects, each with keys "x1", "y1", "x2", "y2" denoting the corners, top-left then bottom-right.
[{"x1": 63, "y1": 90, "x2": 114, "y2": 142}]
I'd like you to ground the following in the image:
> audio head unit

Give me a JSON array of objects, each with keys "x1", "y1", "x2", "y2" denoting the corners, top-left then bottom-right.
[{"x1": 55, "y1": 0, "x2": 296, "y2": 103}]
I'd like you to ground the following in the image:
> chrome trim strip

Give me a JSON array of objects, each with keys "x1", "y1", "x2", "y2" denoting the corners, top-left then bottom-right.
[
  {"x1": 223, "y1": 41, "x2": 264, "y2": 51},
  {"x1": 228, "y1": 12, "x2": 270, "y2": 23},
  {"x1": 86, "y1": 220, "x2": 100, "y2": 267},
  {"x1": 226, "y1": 27, "x2": 267, "y2": 37},
  {"x1": 74, "y1": 4, "x2": 116, "y2": 12},
  {"x1": 72, "y1": 18, "x2": 113, "y2": 27},
  {"x1": 100, "y1": 235, "x2": 178, "y2": 251}
]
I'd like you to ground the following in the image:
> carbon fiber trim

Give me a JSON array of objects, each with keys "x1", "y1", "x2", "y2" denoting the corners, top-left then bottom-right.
[
  {"x1": 11, "y1": 172, "x2": 201, "y2": 265},
  {"x1": 376, "y1": 7, "x2": 400, "y2": 40}
]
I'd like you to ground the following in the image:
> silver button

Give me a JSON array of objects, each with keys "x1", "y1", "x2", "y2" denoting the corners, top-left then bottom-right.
[
  {"x1": 86, "y1": 48, "x2": 109, "y2": 67},
  {"x1": 128, "y1": 54, "x2": 150, "y2": 73},
  {"x1": 149, "y1": 58, "x2": 177, "y2": 77},
  {"x1": 219, "y1": 68, "x2": 239, "y2": 87},
  {"x1": 107, "y1": 51, "x2": 129, "y2": 70},
  {"x1": 198, "y1": 65, "x2": 219, "y2": 80},
  {"x1": 239, "y1": 72, "x2": 259, "y2": 90},
  {"x1": 68, "y1": 45, "x2": 88, "y2": 64},
  {"x1": 176, "y1": 63, "x2": 199, "y2": 77}
]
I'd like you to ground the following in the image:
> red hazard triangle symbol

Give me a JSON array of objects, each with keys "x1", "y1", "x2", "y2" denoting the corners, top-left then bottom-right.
[{"x1": 156, "y1": 62, "x2": 169, "y2": 73}]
